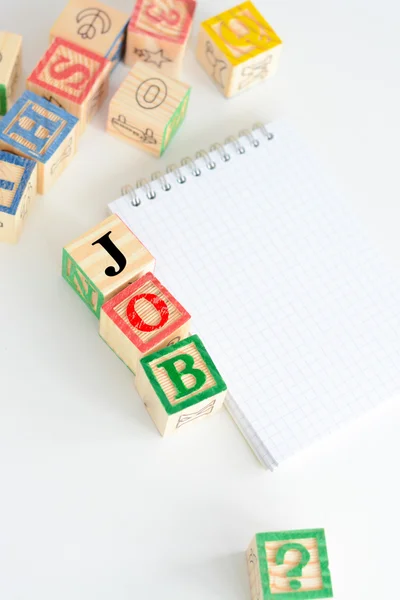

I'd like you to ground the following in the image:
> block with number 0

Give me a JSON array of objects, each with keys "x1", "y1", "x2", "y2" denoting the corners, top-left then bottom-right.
[
  {"x1": 125, "y1": 0, "x2": 196, "y2": 78},
  {"x1": 27, "y1": 38, "x2": 112, "y2": 136},
  {"x1": 107, "y1": 61, "x2": 191, "y2": 156},
  {"x1": 196, "y1": 1, "x2": 282, "y2": 98}
]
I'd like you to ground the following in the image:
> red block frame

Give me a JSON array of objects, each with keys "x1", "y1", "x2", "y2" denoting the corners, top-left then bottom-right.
[{"x1": 129, "y1": 0, "x2": 196, "y2": 44}]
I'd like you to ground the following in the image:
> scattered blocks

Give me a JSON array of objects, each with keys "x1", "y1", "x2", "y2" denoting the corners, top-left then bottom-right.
[
  {"x1": 136, "y1": 334, "x2": 227, "y2": 435},
  {"x1": 196, "y1": 1, "x2": 282, "y2": 98},
  {"x1": 27, "y1": 38, "x2": 112, "y2": 136},
  {"x1": 247, "y1": 529, "x2": 333, "y2": 600},
  {"x1": 0, "y1": 91, "x2": 78, "y2": 194},
  {"x1": 107, "y1": 61, "x2": 190, "y2": 156},
  {"x1": 100, "y1": 272, "x2": 191, "y2": 375},
  {"x1": 62, "y1": 214, "x2": 155, "y2": 318},
  {"x1": 0, "y1": 152, "x2": 37, "y2": 244},
  {"x1": 125, "y1": 0, "x2": 196, "y2": 78},
  {"x1": 50, "y1": 0, "x2": 130, "y2": 69},
  {"x1": 0, "y1": 32, "x2": 22, "y2": 116}
]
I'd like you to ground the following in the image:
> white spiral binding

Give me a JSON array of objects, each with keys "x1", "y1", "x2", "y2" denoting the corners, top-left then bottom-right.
[{"x1": 122, "y1": 122, "x2": 274, "y2": 207}]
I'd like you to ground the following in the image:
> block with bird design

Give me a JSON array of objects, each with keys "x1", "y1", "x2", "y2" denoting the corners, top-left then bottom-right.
[
  {"x1": 107, "y1": 61, "x2": 191, "y2": 156},
  {"x1": 196, "y1": 1, "x2": 282, "y2": 98},
  {"x1": 125, "y1": 0, "x2": 196, "y2": 78}
]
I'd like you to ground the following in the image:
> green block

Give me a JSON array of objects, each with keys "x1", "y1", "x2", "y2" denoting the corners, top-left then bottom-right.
[
  {"x1": 140, "y1": 334, "x2": 227, "y2": 414},
  {"x1": 62, "y1": 248, "x2": 104, "y2": 318},
  {"x1": 0, "y1": 84, "x2": 7, "y2": 116},
  {"x1": 248, "y1": 529, "x2": 333, "y2": 600},
  {"x1": 160, "y1": 89, "x2": 191, "y2": 155}
]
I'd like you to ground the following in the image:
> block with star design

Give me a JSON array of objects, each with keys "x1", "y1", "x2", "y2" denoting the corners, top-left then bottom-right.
[
  {"x1": 27, "y1": 38, "x2": 112, "y2": 136},
  {"x1": 0, "y1": 32, "x2": 22, "y2": 116},
  {"x1": 50, "y1": 0, "x2": 130, "y2": 70},
  {"x1": 246, "y1": 529, "x2": 333, "y2": 600},
  {"x1": 135, "y1": 334, "x2": 227, "y2": 436},
  {"x1": 196, "y1": 1, "x2": 282, "y2": 98},
  {"x1": 107, "y1": 61, "x2": 190, "y2": 156},
  {"x1": 0, "y1": 91, "x2": 78, "y2": 195},
  {"x1": 0, "y1": 151, "x2": 37, "y2": 244},
  {"x1": 125, "y1": 0, "x2": 196, "y2": 78}
]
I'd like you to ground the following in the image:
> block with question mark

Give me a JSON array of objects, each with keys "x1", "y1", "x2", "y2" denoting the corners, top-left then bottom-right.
[{"x1": 246, "y1": 529, "x2": 333, "y2": 599}]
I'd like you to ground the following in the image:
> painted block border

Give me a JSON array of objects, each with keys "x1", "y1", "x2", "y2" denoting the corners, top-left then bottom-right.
[
  {"x1": 0, "y1": 152, "x2": 36, "y2": 216},
  {"x1": 161, "y1": 88, "x2": 191, "y2": 155},
  {"x1": 0, "y1": 83, "x2": 7, "y2": 116},
  {"x1": 62, "y1": 248, "x2": 104, "y2": 318},
  {"x1": 129, "y1": 0, "x2": 196, "y2": 44}
]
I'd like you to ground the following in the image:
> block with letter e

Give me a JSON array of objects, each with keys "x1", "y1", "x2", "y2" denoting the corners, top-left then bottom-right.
[
  {"x1": 196, "y1": 1, "x2": 282, "y2": 98},
  {"x1": 136, "y1": 334, "x2": 227, "y2": 435},
  {"x1": 0, "y1": 151, "x2": 37, "y2": 244},
  {"x1": 27, "y1": 38, "x2": 112, "y2": 136},
  {"x1": 100, "y1": 272, "x2": 191, "y2": 375},
  {"x1": 125, "y1": 0, "x2": 196, "y2": 78},
  {"x1": 0, "y1": 91, "x2": 78, "y2": 194},
  {"x1": 62, "y1": 215, "x2": 155, "y2": 318},
  {"x1": 246, "y1": 529, "x2": 333, "y2": 600}
]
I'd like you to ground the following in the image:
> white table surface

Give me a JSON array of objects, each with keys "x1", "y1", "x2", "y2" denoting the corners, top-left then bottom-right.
[{"x1": 1, "y1": 1, "x2": 400, "y2": 598}]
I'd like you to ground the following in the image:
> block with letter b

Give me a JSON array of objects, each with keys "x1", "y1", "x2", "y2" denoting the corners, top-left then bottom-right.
[
  {"x1": 136, "y1": 334, "x2": 227, "y2": 435},
  {"x1": 247, "y1": 529, "x2": 333, "y2": 600},
  {"x1": 125, "y1": 0, "x2": 196, "y2": 78},
  {"x1": 0, "y1": 152, "x2": 37, "y2": 244},
  {"x1": 107, "y1": 61, "x2": 191, "y2": 156},
  {"x1": 62, "y1": 215, "x2": 155, "y2": 318},
  {"x1": 50, "y1": 0, "x2": 130, "y2": 69},
  {"x1": 196, "y1": 1, "x2": 282, "y2": 98},
  {"x1": 0, "y1": 32, "x2": 22, "y2": 116},
  {"x1": 27, "y1": 38, "x2": 112, "y2": 136},
  {"x1": 100, "y1": 272, "x2": 191, "y2": 375},
  {"x1": 0, "y1": 91, "x2": 78, "y2": 194}
]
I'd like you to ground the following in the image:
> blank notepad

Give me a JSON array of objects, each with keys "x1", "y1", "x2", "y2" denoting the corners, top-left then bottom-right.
[{"x1": 109, "y1": 120, "x2": 400, "y2": 469}]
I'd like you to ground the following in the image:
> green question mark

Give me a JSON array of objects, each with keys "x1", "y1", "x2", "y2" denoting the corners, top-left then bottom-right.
[{"x1": 275, "y1": 543, "x2": 311, "y2": 591}]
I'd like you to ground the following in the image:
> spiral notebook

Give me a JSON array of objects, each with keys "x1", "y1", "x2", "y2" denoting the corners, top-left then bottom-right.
[{"x1": 109, "y1": 120, "x2": 400, "y2": 469}]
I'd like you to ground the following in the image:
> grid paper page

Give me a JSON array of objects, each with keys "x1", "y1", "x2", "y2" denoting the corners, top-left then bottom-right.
[{"x1": 109, "y1": 120, "x2": 400, "y2": 468}]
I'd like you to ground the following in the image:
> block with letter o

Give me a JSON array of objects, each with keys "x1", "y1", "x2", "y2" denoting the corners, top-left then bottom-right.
[{"x1": 100, "y1": 272, "x2": 191, "y2": 374}]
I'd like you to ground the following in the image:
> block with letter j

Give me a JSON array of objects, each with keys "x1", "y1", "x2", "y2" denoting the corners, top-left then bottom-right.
[{"x1": 135, "y1": 334, "x2": 228, "y2": 435}]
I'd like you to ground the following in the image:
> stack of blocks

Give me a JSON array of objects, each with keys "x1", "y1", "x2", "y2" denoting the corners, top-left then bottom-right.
[{"x1": 62, "y1": 214, "x2": 228, "y2": 436}]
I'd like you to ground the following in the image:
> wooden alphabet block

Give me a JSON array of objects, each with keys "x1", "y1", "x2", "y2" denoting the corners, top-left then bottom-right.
[
  {"x1": 50, "y1": 0, "x2": 130, "y2": 69},
  {"x1": 247, "y1": 529, "x2": 333, "y2": 600},
  {"x1": 125, "y1": 0, "x2": 196, "y2": 78},
  {"x1": 196, "y1": 1, "x2": 282, "y2": 98},
  {"x1": 62, "y1": 215, "x2": 155, "y2": 318},
  {"x1": 107, "y1": 62, "x2": 190, "y2": 156},
  {"x1": 100, "y1": 272, "x2": 191, "y2": 375},
  {"x1": 0, "y1": 32, "x2": 22, "y2": 116},
  {"x1": 27, "y1": 38, "x2": 112, "y2": 136},
  {"x1": 0, "y1": 152, "x2": 37, "y2": 244},
  {"x1": 0, "y1": 91, "x2": 78, "y2": 195},
  {"x1": 136, "y1": 334, "x2": 227, "y2": 435}
]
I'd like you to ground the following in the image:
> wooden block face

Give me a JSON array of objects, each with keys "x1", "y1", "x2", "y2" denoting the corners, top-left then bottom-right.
[
  {"x1": 0, "y1": 32, "x2": 23, "y2": 115},
  {"x1": 0, "y1": 91, "x2": 78, "y2": 194},
  {"x1": 27, "y1": 38, "x2": 112, "y2": 134},
  {"x1": 125, "y1": 0, "x2": 196, "y2": 77},
  {"x1": 100, "y1": 272, "x2": 191, "y2": 374},
  {"x1": 50, "y1": 0, "x2": 129, "y2": 68},
  {"x1": 197, "y1": 1, "x2": 282, "y2": 97},
  {"x1": 107, "y1": 62, "x2": 190, "y2": 156},
  {"x1": 62, "y1": 214, "x2": 155, "y2": 318},
  {"x1": 136, "y1": 334, "x2": 227, "y2": 435},
  {"x1": 248, "y1": 530, "x2": 333, "y2": 600},
  {"x1": 0, "y1": 152, "x2": 37, "y2": 243}
]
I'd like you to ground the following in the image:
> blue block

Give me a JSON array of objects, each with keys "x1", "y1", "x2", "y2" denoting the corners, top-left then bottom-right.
[
  {"x1": 0, "y1": 151, "x2": 36, "y2": 216},
  {"x1": 0, "y1": 91, "x2": 78, "y2": 164}
]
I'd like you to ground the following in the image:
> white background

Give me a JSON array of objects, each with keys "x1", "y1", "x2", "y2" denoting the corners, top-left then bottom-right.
[{"x1": 1, "y1": 1, "x2": 399, "y2": 598}]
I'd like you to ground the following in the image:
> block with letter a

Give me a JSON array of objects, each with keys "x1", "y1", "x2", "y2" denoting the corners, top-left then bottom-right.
[
  {"x1": 107, "y1": 61, "x2": 190, "y2": 156},
  {"x1": 0, "y1": 91, "x2": 78, "y2": 194},
  {"x1": 125, "y1": 0, "x2": 196, "y2": 78},
  {"x1": 62, "y1": 215, "x2": 155, "y2": 318},
  {"x1": 135, "y1": 334, "x2": 227, "y2": 436},
  {"x1": 0, "y1": 151, "x2": 37, "y2": 244},
  {"x1": 27, "y1": 38, "x2": 112, "y2": 136},
  {"x1": 100, "y1": 272, "x2": 191, "y2": 375},
  {"x1": 196, "y1": 1, "x2": 282, "y2": 98}
]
